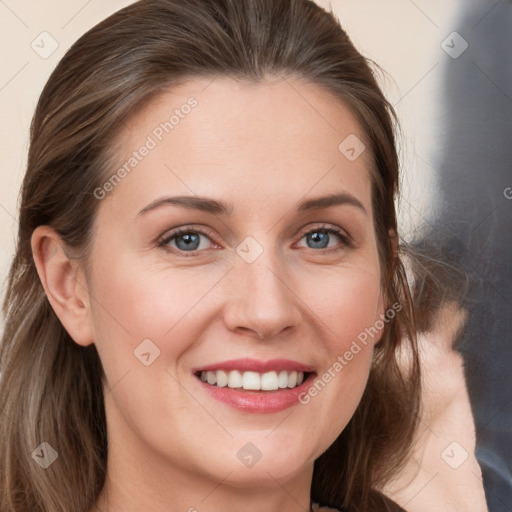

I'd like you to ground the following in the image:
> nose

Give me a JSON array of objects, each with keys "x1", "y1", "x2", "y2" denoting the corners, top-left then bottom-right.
[{"x1": 222, "y1": 245, "x2": 303, "y2": 340}]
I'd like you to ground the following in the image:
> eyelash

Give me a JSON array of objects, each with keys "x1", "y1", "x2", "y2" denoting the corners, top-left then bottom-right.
[{"x1": 157, "y1": 224, "x2": 353, "y2": 257}]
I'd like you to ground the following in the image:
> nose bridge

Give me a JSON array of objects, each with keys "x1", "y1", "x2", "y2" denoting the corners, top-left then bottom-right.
[{"x1": 223, "y1": 236, "x2": 302, "y2": 339}]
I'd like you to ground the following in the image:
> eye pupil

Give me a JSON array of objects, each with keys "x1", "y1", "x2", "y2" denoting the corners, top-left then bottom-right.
[
  {"x1": 307, "y1": 230, "x2": 329, "y2": 249},
  {"x1": 176, "y1": 232, "x2": 200, "y2": 251}
]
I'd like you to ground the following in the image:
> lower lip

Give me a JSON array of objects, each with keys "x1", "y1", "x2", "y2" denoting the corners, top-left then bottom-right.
[{"x1": 195, "y1": 373, "x2": 316, "y2": 413}]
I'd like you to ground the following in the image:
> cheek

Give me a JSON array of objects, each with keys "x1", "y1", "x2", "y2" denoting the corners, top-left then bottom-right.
[
  {"x1": 86, "y1": 257, "x2": 222, "y2": 432},
  {"x1": 302, "y1": 263, "x2": 383, "y2": 350},
  {"x1": 89, "y1": 254, "x2": 225, "y2": 341},
  {"x1": 86, "y1": 253, "x2": 233, "y2": 395},
  {"x1": 296, "y1": 265, "x2": 382, "y2": 441}
]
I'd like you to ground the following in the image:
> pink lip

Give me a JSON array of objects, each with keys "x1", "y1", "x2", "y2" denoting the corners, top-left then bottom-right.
[
  {"x1": 193, "y1": 358, "x2": 315, "y2": 373},
  {"x1": 196, "y1": 376, "x2": 316, "y2": 413},
  {"x1": 192, "y1": 358, "x2": 316, "y2": 414}
]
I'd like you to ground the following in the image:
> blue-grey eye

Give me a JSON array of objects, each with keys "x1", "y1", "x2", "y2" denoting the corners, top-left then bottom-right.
[
  {"x1": 160, "y1": 230, "x2": 213, "y2": 252},
  {"x1": 174, "y1": 232, "x2": 201, "y2": 251},
  {"x1": 305, "y1": 230, "x2": 335, "y2": 249}
]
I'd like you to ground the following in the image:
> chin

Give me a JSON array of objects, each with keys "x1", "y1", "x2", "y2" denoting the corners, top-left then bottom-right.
[
  {"x1": 220, "y1": 457, "x2": 313, "y2": 488},
  {"x1": 196, "y1": 436, "x2": 318, "y2": 487}
]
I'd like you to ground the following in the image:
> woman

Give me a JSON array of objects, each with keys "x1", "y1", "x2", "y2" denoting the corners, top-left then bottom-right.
[{"x1": 0, "y1": 1, "x2": 421, "y2": 511}]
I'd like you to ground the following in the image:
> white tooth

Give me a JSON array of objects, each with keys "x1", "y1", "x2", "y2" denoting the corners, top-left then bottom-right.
[
  {"x1": 287, "y1": 371, "x2": 298, "y2": 388},
  {"x1": 206, "y1": 371, "x2": 217, "y2": 385},
  {"x1": 278, "y1": 370, "x2": 289, "y2": 388},
  {"x1": 227, "y1": 370, "x2": 243, "y2": 388},
  {"x1": 200, "y1": 371, "x2": 207, "y2": 382},
  {"x1": 242, "y1": 371, "x2": 261, "y2": 390},
  {"x1": 216, "y1": 370, "x2": 228, "y2": 387},
  {"x1": 297, "y1": 371, "x2": 304, "y2": 385},
  {"x1": 260, "y1": 371, "x2": 279, "y2": 390}
]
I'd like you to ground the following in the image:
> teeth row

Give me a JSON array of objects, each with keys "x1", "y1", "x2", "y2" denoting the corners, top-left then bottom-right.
[{"x1": 199, "y1": 370, "x2": 305, "y2": 390}]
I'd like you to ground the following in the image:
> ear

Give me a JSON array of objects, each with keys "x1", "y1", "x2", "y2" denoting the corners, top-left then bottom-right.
[{"x1": 31, "y1": 225, "x2": 94, "y2": 347}]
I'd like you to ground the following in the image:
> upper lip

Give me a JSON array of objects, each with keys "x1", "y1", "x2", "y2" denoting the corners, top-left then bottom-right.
[{"x1": 193, "y1": 358, "x2": 315, "y2": 373}]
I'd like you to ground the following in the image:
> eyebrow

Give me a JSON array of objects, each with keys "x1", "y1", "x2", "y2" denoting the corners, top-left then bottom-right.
[
  {"x1": 298, "y1": 192, "x2": 367, "y2": 215},
  {"x1": 136, "y1": 192, "x2": 367, "y2": 218}
]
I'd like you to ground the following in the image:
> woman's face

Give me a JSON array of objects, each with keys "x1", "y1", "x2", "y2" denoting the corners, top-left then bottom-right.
[{"x1": 82, "y1": 76, "x2": 385, "y2": 487}]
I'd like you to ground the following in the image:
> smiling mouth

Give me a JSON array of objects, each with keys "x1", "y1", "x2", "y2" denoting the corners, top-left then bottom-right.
[{"x1": 194, "y1": 370, "x2": 312, "y2": 391}]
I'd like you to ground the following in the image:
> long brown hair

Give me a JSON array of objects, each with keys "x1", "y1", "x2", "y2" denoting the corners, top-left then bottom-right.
[{"x1": 0, "y1": 1, "x2": 421, "y2": 510}]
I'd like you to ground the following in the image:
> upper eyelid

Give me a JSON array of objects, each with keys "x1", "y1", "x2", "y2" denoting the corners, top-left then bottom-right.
[
  {"x1": 296, "y1": 223, "x2": 348, "y2": 238},
  {"x1": 294, "y1": 225, "x2": 352, "y2": 249},
  {"x1": 159, "y1": 225, "x2": 218, "y2": 245}
]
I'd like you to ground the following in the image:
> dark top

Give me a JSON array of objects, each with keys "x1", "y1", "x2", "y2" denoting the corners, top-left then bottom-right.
[{"x1": 313, "y1": 496, "x2": 407, "y2": 512}]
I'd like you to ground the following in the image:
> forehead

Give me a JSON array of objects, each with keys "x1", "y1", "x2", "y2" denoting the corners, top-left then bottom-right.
[{"x1": 102, "y1": 75, "x2": 375, "y2": 218}]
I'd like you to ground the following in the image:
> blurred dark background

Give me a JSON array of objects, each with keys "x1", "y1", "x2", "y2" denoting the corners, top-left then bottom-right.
[{"x1": 415, "y1": 1, "x2": 512, "y2": 510}]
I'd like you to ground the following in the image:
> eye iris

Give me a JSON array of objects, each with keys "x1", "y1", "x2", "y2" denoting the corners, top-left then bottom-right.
[
  {"x1": 307, "y1": 230, "x2": 329, "y2": 249},
  {"x1": 175, "y1": 232, "x2": 200, "y2": 251}
]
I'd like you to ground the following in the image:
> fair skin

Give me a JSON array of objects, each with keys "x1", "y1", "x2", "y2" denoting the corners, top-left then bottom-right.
[
  {"x1": 382, "y1": 302, "x2": 489, "y2": 512},
  {"x1": 31, "y1": 76, "x2": 385, "y2": 512}
]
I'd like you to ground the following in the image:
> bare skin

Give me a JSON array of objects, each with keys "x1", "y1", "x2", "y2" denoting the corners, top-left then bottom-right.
[
  {"x1": 32, "y1": 76, "x2": 386, "y2": 512},
  {"x1": 381, "y1": 301, "x2": 489, "y2": 512}
]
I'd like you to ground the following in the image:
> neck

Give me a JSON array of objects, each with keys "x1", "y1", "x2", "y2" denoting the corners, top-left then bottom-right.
[
  {"x1": 94, "y1": 463, "x2": 314, "y2": 512},
  {"x1": 92, "y1": 410, "x2": 314, "y2": 512}
]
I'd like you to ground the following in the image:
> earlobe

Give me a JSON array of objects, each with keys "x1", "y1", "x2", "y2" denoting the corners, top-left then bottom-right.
[{"x1": 31, "y1": 225, "x2": 94, "y2": 347}]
